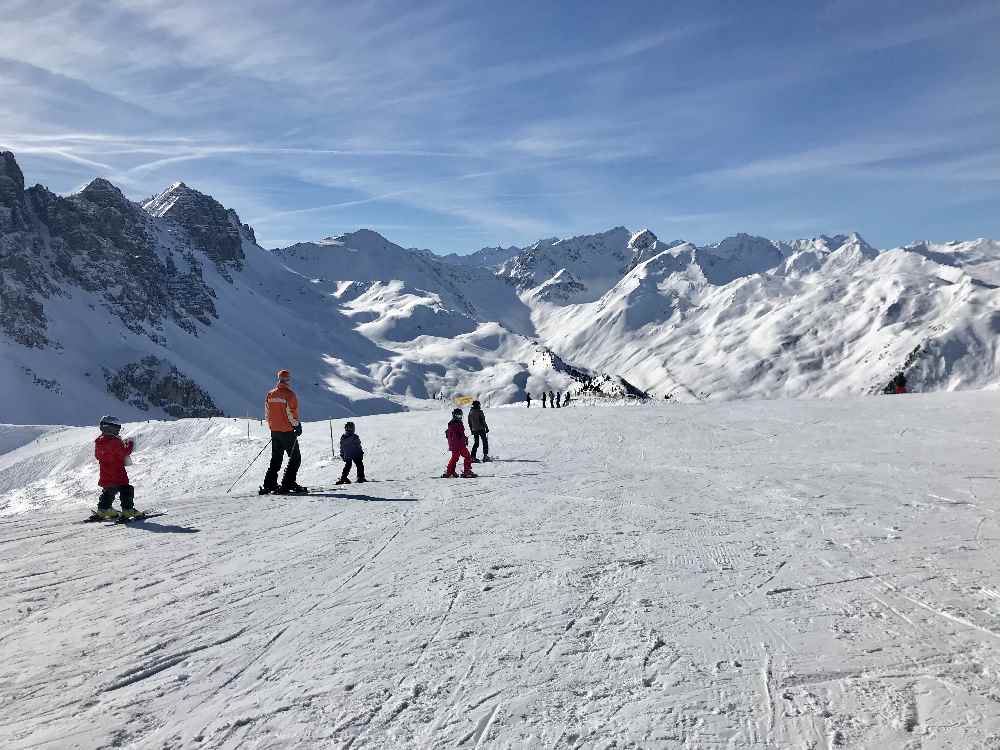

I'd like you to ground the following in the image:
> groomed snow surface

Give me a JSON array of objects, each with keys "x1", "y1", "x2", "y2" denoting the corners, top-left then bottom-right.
[{"x1": 2, "y1": 394, "x2": 1000, "y2": 748}]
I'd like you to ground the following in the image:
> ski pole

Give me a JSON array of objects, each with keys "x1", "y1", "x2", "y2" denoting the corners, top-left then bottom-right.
[{"x1": 227, "y1": 438, "x2": 271, "y2": 494}]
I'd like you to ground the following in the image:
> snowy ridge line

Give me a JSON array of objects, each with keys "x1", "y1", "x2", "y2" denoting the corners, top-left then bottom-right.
[{"x1": 5, "y1": 146, "x2": 1000, "y2": 424}]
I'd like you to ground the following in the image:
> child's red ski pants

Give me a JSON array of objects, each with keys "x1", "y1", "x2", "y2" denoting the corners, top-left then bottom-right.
[{"x1": 447, "y1": 447, "x2": 473, "y2": 475}]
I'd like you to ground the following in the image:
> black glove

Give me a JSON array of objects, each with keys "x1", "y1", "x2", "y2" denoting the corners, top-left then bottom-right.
[{"x1": 293, "y1": 424, "x2": 303, "y2": 437}]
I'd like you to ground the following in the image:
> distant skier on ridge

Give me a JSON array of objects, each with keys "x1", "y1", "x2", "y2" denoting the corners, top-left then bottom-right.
[{"x1": 260, "y1": 368, "x2": 308, "y2": 495}]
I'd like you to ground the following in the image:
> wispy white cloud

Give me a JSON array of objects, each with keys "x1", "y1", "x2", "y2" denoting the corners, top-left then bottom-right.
[
  {"x1": 828, "y1": 1, "x2": 1000, "y2": 50},
  {"x1": 385, "y1": 23, "x2": 718, "y2": 106},
  {"x1": 661, "y1": 212, "x2": 729, "y2": 224},
  {"x1": 694, "y1": 134, "x2": 966, "y2": 184},
  {"x1": 3, "y1": 146, "x2": 114, "y2": 172},
  {"x1": 255, "y1": 159, "x2": 567, "y2": 239},
  {"x1": 2, "y1": 1, "x2": 998, "y2": 250}
]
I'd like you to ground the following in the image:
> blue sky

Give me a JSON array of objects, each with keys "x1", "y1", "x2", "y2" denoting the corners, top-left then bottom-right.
[{"x1": 2, "y1": 0, "x2": 999, "y2": 252}]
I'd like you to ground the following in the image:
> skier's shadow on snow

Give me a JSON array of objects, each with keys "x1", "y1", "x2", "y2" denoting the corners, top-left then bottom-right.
[
  {"x1": 309, "y1": 493, "x2": 419, "y2": 503},
  {"x1": 122, "y1": 519, "x2": 200, "y2": 534},
  {"x1": 490, "y1": 459, "x2": 543, "y2": 464}
]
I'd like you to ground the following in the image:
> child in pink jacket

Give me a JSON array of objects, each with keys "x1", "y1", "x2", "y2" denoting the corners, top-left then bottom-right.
[{"x1": 443, "y1": 408, "x2": 476, "y2": 478}]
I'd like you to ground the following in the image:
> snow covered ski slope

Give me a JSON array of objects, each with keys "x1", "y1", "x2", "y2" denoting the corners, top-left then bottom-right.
[{"x1": 2, "y1": 394, "x2": 1000, "y2": 748}]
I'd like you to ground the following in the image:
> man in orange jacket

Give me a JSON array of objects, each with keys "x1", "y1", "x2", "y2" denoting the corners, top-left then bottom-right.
[{"x1": 261, "y1": 369, "x2": 308, "y2": 494}]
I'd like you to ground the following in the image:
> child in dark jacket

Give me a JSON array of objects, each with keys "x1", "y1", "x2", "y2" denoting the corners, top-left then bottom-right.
[
  {"x1": 443, "y1": 408, "x2": 475, "y2": 478},
  {"x1": 93, "y1": 415, "x2": 139, "y2": 519},
  {"x1": 336, "y1": 422, "x2": 366, "y2": 484}
]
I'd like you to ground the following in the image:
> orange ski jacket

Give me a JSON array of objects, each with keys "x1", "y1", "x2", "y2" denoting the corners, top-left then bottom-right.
[{"x1": 265, "y1": 382, "x2": 300, "y2": 432}]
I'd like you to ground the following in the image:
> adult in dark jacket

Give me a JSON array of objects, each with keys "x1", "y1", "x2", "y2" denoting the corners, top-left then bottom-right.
[
  {"x1": 337, "y1": 422, "x2": 366, "y2": 484},
  {"x1": 542, "y1": 392, "x2": 547, "y2": 408},
  {"x1": 468, "y1": 400, "x2": 490, "y2": 462}
]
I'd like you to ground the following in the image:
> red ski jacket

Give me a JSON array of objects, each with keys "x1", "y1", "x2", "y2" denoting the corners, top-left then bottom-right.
[
  {"x1": 95, "y1": 434, "x2": 134, "y2": 487},
  {"x1": 445, "y1": 419, "x2": 468, "y2": 451}
]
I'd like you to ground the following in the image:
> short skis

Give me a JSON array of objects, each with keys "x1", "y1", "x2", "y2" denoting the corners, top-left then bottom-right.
[
  {"x1": 258, "y1": 486, "x2": 310, "y2": 496},
  {"x1": 83, "y1": 512, "x2": 166, "y2": 524},
  {"x1": 115, "y1": 512, "x2": 166, "y2": 524}
]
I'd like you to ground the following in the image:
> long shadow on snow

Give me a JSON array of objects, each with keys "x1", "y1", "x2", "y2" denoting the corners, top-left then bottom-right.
[
  {"x1": 308, "y1": 493, "x2": 419, "y2": 503},
  {"x1": 121, "y1": 520, "x2": 201, "y2": 534}
]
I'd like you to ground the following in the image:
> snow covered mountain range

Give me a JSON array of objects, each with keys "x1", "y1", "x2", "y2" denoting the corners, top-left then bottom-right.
[{"x1": 1, "y1": 151, "x2": 997, "y2": 424}]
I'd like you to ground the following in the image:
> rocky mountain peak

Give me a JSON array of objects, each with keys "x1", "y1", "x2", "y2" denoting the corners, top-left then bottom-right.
[
  {"x1": 708, "y1": 233, "x2": 778, "y2": 259},
  {"x1": 328, "y1": 228, "x2": 397, "y2": 251},
  {"x1": 78, "y1": 178, "x2": 129, "y2": 208},
  {"x1": 845, "y1": 231, "x2": 875, "y2": 252},
  {"x1": 143, "y1": 181, "x2": 246, "y2": 266},
  {"x1": 142, "y1": 181, "x2": 198, "y2": 217},
  {"x1": 0, "y1": 151, "x2": 25, "y2": 208},
  {"x1": 628, "y1": 228, "x2": 658, "y2": 251}
]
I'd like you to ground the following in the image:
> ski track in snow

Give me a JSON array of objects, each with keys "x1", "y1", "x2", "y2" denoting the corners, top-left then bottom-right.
[{"x1": 1, "y1": 393, "x2": 1000, "y2": 747}]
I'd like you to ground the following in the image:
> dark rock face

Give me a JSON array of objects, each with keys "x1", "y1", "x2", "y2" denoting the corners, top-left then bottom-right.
[
  {"x1": 0, "y1": 152, "x2": 50, "y2": 346},
  {"x1": 0, "y1": 151, "x2": 26, "y2": 216},
  {"x1": 0, "y1": 153, "x2": 253, "y2": 348},
  {"x1": 104, "y1": 356, "x2": 224, "y2": 418},
  {"x1": 530, "y1": 347, "x2": 650, "y2": 400},
  {"x1": 530, "y1": 270, "x2": 587, "y2": 303},
  {"x1": 143, "y1": 182, "x2": 246, "y2": 269},
  {"x1": 497, "y1": 227, "x2": 633, "y2": 290},
  {"x1": 628, "y1": 229, "x2": 658, "y2": 252}
]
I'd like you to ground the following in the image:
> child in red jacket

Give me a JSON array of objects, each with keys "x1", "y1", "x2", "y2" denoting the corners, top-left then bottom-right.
[
  {"x1": 443, "y1": 408, "x2": 476, "y2": 478},
  {"x1": 93, "y1": 415, "x2": 139, "y2": 519}
]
